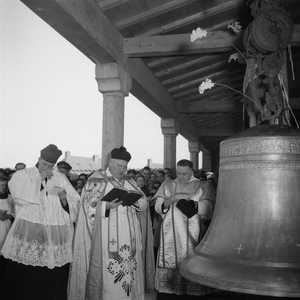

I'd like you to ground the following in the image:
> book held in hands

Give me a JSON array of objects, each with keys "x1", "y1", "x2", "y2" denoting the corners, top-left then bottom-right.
[{"x1": 101, "y1": 186, "x2": 143, "y2": 206}]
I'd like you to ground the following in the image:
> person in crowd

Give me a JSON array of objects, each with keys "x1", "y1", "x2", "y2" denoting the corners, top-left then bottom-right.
[
  {"x1": 0, "y1": 144, "x2": 80, "y2": 300},
  {"x1": 207, "y1": 171, "x2": 219, "y2": 192},
  {"x1": 78, "y1": 173, "x2": 88, "y2": 185},
  {"x1": 154, "y1": 159, "x2": 215, "y2": 299},
  {"x1": 156, "y1": 169, "x2": 165, "y2": 184},
  {"x1": 6, "y1": 170, "x2": 16, "y2": 181},
  {"x1": 205, "y1": 171, "x2": 214, "y2": 179},
  {"x1": 126, "y1": 168, "x2": 138, "y2": 180},
  {"x1": 148, "y1": 180, "x2": 162, "y2": 264},
  {"x1": 147, "y1": 180, "x2": 160, "y2": 223},
  {"x1": 14, "y1": 162, "x2": 26, "y2": 170},
  {"x1": 150, "y1": 173, "x2": 157, "y2": 184},
  {"x1": 0, "y1": 169, "x2": 8, "y2": 177},
  {"x1": 68, "y1": 146, "x2": 148, "y2": 300},
  {"x1": 142, "y1": 166, "x2": 151, "y2": 187},
  {"x1": 195, "y1": 169, "x2": 207, "y2": 181},
  {"x1": 163, "y1": 167, "x2": 173, "y2": 181},
  {"x1": 134, "y1": 174, "x2": 155, "y2": 291},
  {"x1": 0, "y1": 175, "x2": 15, "y2": 288},
  {"x1": 5, "y1": 170, "x2": 16, "y2": 195},
  {"x1": 135, "y1": 174, "x2": 148, "y2": 195},
  {"x1": 57, "y1": 161, "x2": 76, "y2": 186},
  {"x1": 148, "y1": 172, "x2": 158, "y2": 193},
  {"x1": 74, "y1": 178, "x2": 85, "y2": 195}
]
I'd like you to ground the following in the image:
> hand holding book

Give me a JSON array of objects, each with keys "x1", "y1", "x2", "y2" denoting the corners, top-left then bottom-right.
[
  {"x1": 106, "y1": 198, "x2": 122, "y2": 210},
  {"x1": 102, "y1": 186, "x2": 143, "y2": 206}
]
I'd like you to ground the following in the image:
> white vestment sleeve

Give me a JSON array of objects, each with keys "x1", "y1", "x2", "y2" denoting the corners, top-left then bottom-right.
[{"x1": 8, "y1": 169, "x2": 41, "y2": 207}]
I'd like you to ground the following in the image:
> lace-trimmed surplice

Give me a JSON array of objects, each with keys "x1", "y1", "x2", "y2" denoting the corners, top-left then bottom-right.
[{"x1": 2, "y1": 167, "x2": 80, "y2": 269}]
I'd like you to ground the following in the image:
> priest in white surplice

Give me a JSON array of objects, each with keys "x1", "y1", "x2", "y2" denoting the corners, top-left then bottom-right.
[
  {"x1": 1, "y1": 144, "x2": 80, "y2": 300},
  {"x1": 68, "y1": 146, "x2": 148, "y2": 300}
]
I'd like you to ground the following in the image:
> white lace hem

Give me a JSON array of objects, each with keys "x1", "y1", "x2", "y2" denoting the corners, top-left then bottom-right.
[{"x1": 3, "y1": 237, "x2": 72, "y2": 269}]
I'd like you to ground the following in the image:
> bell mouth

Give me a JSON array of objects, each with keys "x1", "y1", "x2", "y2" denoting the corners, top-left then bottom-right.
[{"x1": 180, "y1": 250, "x2": 300, "y2": 297}]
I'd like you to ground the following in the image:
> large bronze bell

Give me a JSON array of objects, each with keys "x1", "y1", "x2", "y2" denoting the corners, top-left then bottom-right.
[{"x1": 180, "y1": 125, "x2": 300, "y2": 297}]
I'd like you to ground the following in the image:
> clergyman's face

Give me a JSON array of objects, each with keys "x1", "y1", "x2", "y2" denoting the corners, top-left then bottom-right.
[
  {"x1": 109, "y1": 159, "x2": 128, "y2": 180},
  {"x1": 176, "y1": 165, "x2": 193, "y2": 184},
  {"x1": 38, "y1": 158, "x2": 55, "y2": 173}
]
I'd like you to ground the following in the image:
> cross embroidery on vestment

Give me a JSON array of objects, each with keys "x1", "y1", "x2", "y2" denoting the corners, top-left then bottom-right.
[{"x1": 110, "y1": 238, "x2": 117, "y2": 246}]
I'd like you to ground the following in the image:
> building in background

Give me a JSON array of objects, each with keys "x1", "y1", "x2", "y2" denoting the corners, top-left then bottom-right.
[
  {"x1": 147, "y1": 158, "x2": 163, "y2": 170},
  {"x1": 59, "y1": 151, "x2": 102, "y2": 179}
]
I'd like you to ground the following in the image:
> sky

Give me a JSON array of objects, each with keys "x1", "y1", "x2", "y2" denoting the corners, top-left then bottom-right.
[{"x1": 0, "y1": 0, "x2": 201, "y2": 170}]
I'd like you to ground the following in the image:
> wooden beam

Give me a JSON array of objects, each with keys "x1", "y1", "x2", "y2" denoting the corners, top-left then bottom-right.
[
  {"x1": 172, "y1": 77, "x2": 243, "y2": 100},
  {"x1": 161, "y1": 59, "x2": 230, "y2": 85},
  {"x1": 178, "y1": 98, "x2": 300, "y2": 113},
  {"x1": 198, "y1": 128, "x2": 239, "y2": 137},
  {"x1": 124, "y1": 31, "x2": 244, "y2": 57},
  {"x1": 146, "y1": 56, "x2": 184, "y2": 68},
  {"x1": 168, "y1": 68, "x2": 243, "y2": 94},
  {"x1": 154, "y1": 54, "x2": 228, "y2": 78},
  {"x1": 97, "y1": 0, "x2": 130, "y2": 11},
  {"x1": 124, "y1": 25, "x2": 300, "y2": 57},
  {"x1": 114, "y1": 0, "x2": 198, "y2": 29},
  {"x1": 196, "y1": 112, "x2": 242, "y2": 128},
  {"x1": 177, "y1": 113, "x2": 214, "y2": 153},
  {"x1": 140, "y1": 0, "x2": 246, "y2": 37},
  {"x1": 177, "y1": 97, "x2": 243, "y2": 113}
]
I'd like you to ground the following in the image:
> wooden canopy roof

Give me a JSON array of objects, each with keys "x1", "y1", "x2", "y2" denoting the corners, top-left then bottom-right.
[{"x1": 20, "y1": 0, "x2": 300, "y2": 161}]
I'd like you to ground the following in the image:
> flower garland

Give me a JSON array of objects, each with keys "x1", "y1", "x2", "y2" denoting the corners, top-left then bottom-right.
[{"x1": 191, "y1": 23, "x2": 257, "y2": 106}]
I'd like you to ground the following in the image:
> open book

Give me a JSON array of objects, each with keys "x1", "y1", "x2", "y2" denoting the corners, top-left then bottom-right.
[{"x1": 101, "y1": 186, "x2": 143, "y2": 206}]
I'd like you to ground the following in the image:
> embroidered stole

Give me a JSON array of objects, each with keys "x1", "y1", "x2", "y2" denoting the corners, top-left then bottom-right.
[{"x1": 86, "y1": 173, "x2": 140, "y2": 300}]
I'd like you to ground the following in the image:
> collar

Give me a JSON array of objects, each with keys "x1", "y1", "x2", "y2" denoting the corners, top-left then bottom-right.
[
  {"x1": 106, "y1": 168, "x2": 125, "y2": 185},
  {"x1": 189, "y1": 175, "x2": 198, "y2": 182},
  {"x1": 175, "y1": 175, "x2": 198, "y2": 184}
]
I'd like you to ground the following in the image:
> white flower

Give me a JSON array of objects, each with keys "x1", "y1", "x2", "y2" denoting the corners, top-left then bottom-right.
[
  {"x1": 199, "y1": 78, "x2": 215, "y2": 94},
  {"x1": 198, "y1": 79, "x2": 257, "y2": 107},
  {"x1": 190, "y1": 27, "x2": 208, "y2": 42},
  {"x1": 227, "y1": 21, "x2": 242, "y2": 33},
  {"x1": 228, "y1": 52, "x2": 240, "y2": 63}
]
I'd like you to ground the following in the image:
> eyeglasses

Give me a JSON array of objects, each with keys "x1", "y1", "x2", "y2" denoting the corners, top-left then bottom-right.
[{"x1": 40, "y1": 159, "x2": 55, "y2": 169}]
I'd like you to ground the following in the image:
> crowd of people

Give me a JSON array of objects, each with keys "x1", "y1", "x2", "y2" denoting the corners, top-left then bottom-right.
[{"x1": 0, "y1": 144, "x2": 218, "y2": 300}]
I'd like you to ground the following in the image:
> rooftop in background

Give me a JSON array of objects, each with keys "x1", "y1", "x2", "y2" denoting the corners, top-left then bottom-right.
[
  {"x1": 61, "y1": 151, "x2": 102, "y2": 175},
  {"x1": 147, "y1": 158, "x2": 163, "y2": 170}
]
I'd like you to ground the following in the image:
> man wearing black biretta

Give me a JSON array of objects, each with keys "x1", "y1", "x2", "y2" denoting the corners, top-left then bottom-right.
[{"x1": 68, "y1": 145, "x2": 152, "y2": 299}]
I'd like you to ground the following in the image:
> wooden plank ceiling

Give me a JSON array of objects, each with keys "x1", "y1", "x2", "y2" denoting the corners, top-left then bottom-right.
[{"x1": 21, "y1": 0, "x2": 300, "y2": 159}]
